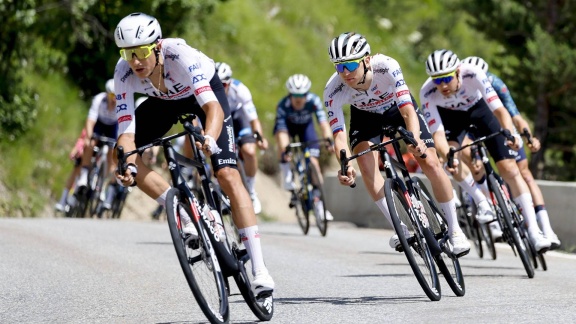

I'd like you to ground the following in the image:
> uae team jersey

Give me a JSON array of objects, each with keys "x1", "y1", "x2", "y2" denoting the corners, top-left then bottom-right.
[
  {"x1": 322, "y1": 53, "x2": 414, "y2": 135},
  {"x1": 87, "y1": 92, "x2": 117, "y2": 125},
  {"x1": 113, "y1": 38, "x2": 218, "y2": 135},
  {"x1": 226, "y1": 79, "x2": 258, "y2": 121},
  {"x1": 419, "y1": 63, "x2": 504, "y2": 133}
]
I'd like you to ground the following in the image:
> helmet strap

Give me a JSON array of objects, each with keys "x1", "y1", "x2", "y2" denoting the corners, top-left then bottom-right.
[{"x1": 356, "y1": 60, "x2": 369, "y2": 85}]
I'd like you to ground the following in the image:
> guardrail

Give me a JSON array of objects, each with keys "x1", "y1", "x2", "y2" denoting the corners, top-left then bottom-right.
[{"x1": 324, "y1": 174, "x2": 576, "y2": 252}]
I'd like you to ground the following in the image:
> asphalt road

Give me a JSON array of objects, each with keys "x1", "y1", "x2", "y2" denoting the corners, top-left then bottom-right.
[{"x1": 1, "y1": 218, "x2": 575, "y2": 323}]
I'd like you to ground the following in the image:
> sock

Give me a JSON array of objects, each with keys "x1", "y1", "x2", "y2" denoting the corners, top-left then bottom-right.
[
  {"x1": 59, "y1": 189, "x2": 70, "y2": 205},
  {"x1": 375, "y1": 197, "x2": 393, "y2": 226},
  {"x1": 458, "y1": 173, "x2": 487, "y2": 206},
  {"x1": 514, "y1": 193, "x2": 539, "y2": 236},
  {"x1": 535, "y1": 205, "x2": 554, "y2": 236},
  {"x1": 155, "y1": 187, "x2": 171, "y2": 207},
  {"x1": 239, "y1": 226, "x2": 267, "y2": 276},
  {"x1": 79, "y1": 167, "x2": 89, "y2": 183},
  {"x1": 476, "y1": 175, "x2": 490, "y2": 199},
  {"x1": 246, "y1": 176, "x2": 256, "y2": 196},
  {"x1": 279, "y1": 162, "x2": 292, "y2": 189},
  {"x1": 439, "y1": 198, "x2": 461, "y2": 234}
]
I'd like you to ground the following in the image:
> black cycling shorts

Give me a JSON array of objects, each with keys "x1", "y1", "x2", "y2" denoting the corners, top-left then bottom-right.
[
  {"x1": 349, "y1": 94, "x2": 434, "y2": 151},
  {"x1": 134, "y1": 74, "x2": 238, "y2": 172},
  {"x1": 438, "y1": 100, "x2": 516, "y2": 162}
]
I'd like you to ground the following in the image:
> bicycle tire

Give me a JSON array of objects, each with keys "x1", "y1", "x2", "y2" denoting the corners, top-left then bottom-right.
[
  {"x1": 88, "y1": 166, "x2": 106, "y2": 217},
  {"x1": 384, "y1": 178, "x2": 441, "y2": 301},
  {"x1": 233, "y1": 251, "x2": 275, "y2": 321},
  {"x1": 291, "y1": 159, "x2": 309, "y2": 235},
  {"x1": 308, "y1": 164, "x2": 328, "y2": 237},
  {"x1": 480, "y1": 223, "x2": 497, "y2": 260},
  {"x1": 488, "y1": 175, "x2": 534, "y2": 278},
  {"x1": 538, "y1": 253, "x2": 547, "y2": 271},
  {"x1": 414, "y1": 178, "x2": 465, "y2": 297},
  {"x1": 166, "y1": 188, "x2": 229, "y2": 324},
  {"x1": 236, "y1": 155, "x2": 250, "y2": 193},
  {"x1": 458, "y1": 190, "x2": 483, "y2": 258},
  {"x1": 111, "y1": 189, "x2": 128, "y2": 219}
]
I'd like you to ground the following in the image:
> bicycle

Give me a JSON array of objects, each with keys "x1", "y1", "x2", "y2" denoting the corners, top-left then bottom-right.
[
  {"x1": 447, "y1": 128, "x2": 535, "y2": 278},
  {"x1": 286, "y1": 139, "x2": 332, "y2": 237},
  {"x1": 340, "y1": 126, "x2": 465, "y2": 301},
  {"x1": 116, "y1": 114, "x2": 273, "y2": 324},
  {"x1": 97, "y1": 183, "x2": 132, "y2": 219}
]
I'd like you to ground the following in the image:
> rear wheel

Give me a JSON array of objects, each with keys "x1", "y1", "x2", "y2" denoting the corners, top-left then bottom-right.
[
  {"x1": 458, "y1": 190, "x2": 483, "y2": 258},
  {"x1": 385, "y1": 178, "x2": 441, "y2": 301},
  {"x1": 488, "y1": 175, "x2": 534, "y2": 278},
  {"x1": 291, "y1": 158, "x2": 309, "y2": 235},
  {"x1": 309, "y1": 165, "x2": 328, "y2": 236},
  {"x1": 479, "y1": 223, "x2": 497, "y2": 260},
  {"x1": 165, "y1": 188, "x2": 229, "y2": 324},
  {"x1": 414, "y1": 177, "x2": 465, "y2": 297}
]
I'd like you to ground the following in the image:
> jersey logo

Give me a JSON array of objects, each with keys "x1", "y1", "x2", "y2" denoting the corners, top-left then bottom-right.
[
  {"x1": 194, "y1": 86, "x2": 212, "y2": 96},
  {"x1": 118, "y1": 115, "x2": 132, "y2": 123}
]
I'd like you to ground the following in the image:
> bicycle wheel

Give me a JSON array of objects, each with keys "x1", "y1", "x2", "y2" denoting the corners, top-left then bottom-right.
[
  {"x1": 233, "y1": 250, "x2": 275, "y2": 321},
  {"x1": 88, "y1": 166, "x2": 106, "y2": 217},
  {"x1": 458, "y1": 190, "x2": 483, "y2": 258},
  {"x1": 111, "y1": 187, "x2": 129, "y2": 219},
  {"x1": 165, "y1": 188, "x2": 229, "y2": 324},
  {"x1": 488, "y1": 175, "x2": 534, "y2": 278},
  {"x1": 308, "y1": 164, "x2": 328, "y2": 237},
  {"x1": 384, "y1": 178, "x2": 441, "y2": 301},
  {"x1": 479, "y1": 223, "x2": 497, "y2": 260},
  {"x1": 414, "y1": 178, "x2": 465, "y2": 297},
  {"x1": 290, "y1": 160, "x2": 309, "y2": 235}
]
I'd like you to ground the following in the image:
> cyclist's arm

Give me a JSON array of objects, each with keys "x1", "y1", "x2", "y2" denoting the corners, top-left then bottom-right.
[
  {"x1": 493, "y1": 106, "x2": 515, "y2": 135},
  {"x1": 84, "y1": 119, "x2": 96, "y2": 144},
  {"x1": 117, "y1": 133, "x2": 137, "y2": 165},
  {"x1": 201, "y1": 101, "x2": 224, "y2": 140},
  {"x1": 432, "y1": 130, "x2": 450, "y2": 162}
]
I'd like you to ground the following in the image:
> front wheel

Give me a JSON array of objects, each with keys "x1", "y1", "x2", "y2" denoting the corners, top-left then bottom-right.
[
  {"x1": 414, "y1": 177, "x2": 465, "y2": 297},
  {"x1": 384, "y1": 178, "x2": 441, "y2": 301},
  {"x1": 308, "y1": 164, "x2": 328, "y2": 236},
  {"x1": 233, "y1": 251, "x2": 274, "y2": 321},
  {"x1": 488, "y1": 175, "x2": 534, "y2": 278},
  {"x1": 165, "y1": 188, "x2": 229, "y2": 324}
]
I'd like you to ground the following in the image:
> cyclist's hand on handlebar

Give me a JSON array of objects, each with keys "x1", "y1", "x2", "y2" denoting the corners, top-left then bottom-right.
[
  {"x1": 325, "y1": 138, "x2": 335, "y2": 153},
  {"x1": 528, "y1": 136, "x2": 541, "y2": 152},
  {"x1": 505, "y1": 132, "x2": 523, "y2": 151},
  {"x1": 116, "y1": 163, "x2": 137, "y2": 187},
  {"x1": 338, "y1": 165, "x2": 356, "y2": 186},
  {"x1": 257, "y1": 137, "x2": 269, "y2": 150},
  {"x1": 407, "y1": 138, "x2": 427, "y2": 158},
  {"x1": 198, "y1": 134, "x2": 222, "y2": 156}
]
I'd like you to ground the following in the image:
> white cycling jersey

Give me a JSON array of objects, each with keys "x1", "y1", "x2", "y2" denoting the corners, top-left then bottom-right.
[
  {"x1": 226, "y1": 79, "x2": 258, "y2": 122},
  {"x1": 88, "y1": 92, "x2": 117, "y2": 125},
  {"x1": 419, "y1": 63, "x2": 504, "y2": 133},
  {"x1": 114, "y1": 38, "x2": 218, "y2": 135},
  {"x1": 323, "y1": 54, "x2": 413, "y2": 134}
]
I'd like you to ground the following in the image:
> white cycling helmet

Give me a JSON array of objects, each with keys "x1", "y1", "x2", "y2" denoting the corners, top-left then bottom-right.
[
  {"x1": 215, "y1": 62, "x2": 233, "y2": 84},
  {"x1": 462, "y1": 56, "x2": 489, "y2": 73},
  {"x1": 286, "y1": 74, "x2": 311, "y2": 95},
  {"x1": 425, "y1": 49, "x2": 460, "y2": 76},
  {"x1": 105, "y1": 79, "x2": 115, "y2": 94},
  {"x1": 114, "y1": 13, "x2": 162, "y2": 48},
  {"x1": 328, "y1": 32, "x2": 371, "y2": 63}
]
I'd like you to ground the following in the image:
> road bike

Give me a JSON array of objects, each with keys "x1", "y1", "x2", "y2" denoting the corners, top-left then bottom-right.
[
  {"x1": 286, "y1": 139, "x2": 332, "y2": 237},
  {"x1": 340, "y1": 126, "x2": 465, "y2": 301},
  {"x1": 116, "y1": 114, "x2": 273, "y2": 324},
  {"x1": 447, "y1": 128, "x2": 535, "y2": 278}
]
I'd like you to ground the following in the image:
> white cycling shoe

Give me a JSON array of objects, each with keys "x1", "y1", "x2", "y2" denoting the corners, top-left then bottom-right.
[
  {"x1": 450, "y1": 230, "x2": 471, "y2": 257},
  {"x1": 489, "y1": 222, "x2": 503, "y2": 240},
  {"x1": 389, "y1": 224, "x2": 410, "y2": 250},
  {"x1": 252, "y1": 271, "x2": 275, "y2": 296},
  {"x1": 529, "y1": 231, "x2": 551, "y2": 253},
  {"x1": 54, "y1": 202, "x2": 65, "y2": 212},
  {"x1": 476, "y1": 200, "x2": 495, "y2": 224},
  {"x1": 545, "y1": 232, "x2": 561, "y2": 250}
]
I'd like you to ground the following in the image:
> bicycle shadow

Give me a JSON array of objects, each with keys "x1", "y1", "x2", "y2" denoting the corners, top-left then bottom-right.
[
  {"x1": 274, "y1": 294, "x2": 427, "y2": 306},
  {"x1": 136, "y1": 241, "x2": 173, "y2": 246}
]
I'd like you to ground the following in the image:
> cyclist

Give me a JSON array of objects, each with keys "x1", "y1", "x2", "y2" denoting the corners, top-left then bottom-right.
[
  {"x1": 325, "y1": 32, "x2": 470, "y2": 256},
  {"x1": 54, "y1": 129, "x2": 87, "y2": 211},
  {"x1": 216, "y1": 62, "x2": 268, "y2": 215},
  {"x1": 274, "y1": 74, "x2": 334, "y2": 221},
  {"x1": 75, "y1": 79, "x2": 119, "y2": 211},
  {"x1": 112, "y1": 12, "x2": 274, "y2": 294},
  {"x1": 462, "y1": 56, "x2": 561, "y2": 249},
  {"x1": 419, "y1": 49, "x2": 551, "y2": 252}
]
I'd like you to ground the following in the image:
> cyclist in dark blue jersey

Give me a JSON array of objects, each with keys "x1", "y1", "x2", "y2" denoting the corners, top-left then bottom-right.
[
  {"x1": 462, "y1": 56, "x2": 560, "y2": 248},
  {"x1": 274, "y1": 74, "x2": 334, "y2": 220}
]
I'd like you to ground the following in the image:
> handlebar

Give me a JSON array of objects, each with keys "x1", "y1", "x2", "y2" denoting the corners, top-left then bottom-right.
[
  {"x1": 340, "y1": 149, "x2": 356, "y2": 188},
  {"x1": 521, "y1": 127, "x2": 533, "y2": 146},
  {"x1": 446, "y1": 128, "x2": 515, "y2": 168}
]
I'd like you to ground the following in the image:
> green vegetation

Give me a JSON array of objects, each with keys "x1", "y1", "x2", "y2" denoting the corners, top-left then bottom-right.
[{"x1": 1, "y1": 0, "x2": 575, "y2": 216}]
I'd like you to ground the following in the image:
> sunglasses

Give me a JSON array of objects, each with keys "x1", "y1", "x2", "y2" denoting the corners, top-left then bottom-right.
[
  {"x1": 119, "y1": 43, "x2": 157, "y2": 61},
  {"x1": 291, "y1": 93, "x2": 307, "y2": 98},
  {"x1": 334, "y1": 58, "x2": 363, "y2": 73},
  {"x1": 432, "y1": 71, "x2": 456, "y2": 85}
]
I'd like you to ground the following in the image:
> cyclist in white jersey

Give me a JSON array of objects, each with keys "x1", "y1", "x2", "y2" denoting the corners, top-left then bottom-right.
[
  {"x1": 75, "y1": 79, "x2": 119, "y2": 210},
  {"x1": 324, "y1": 32, "x2": 470, "y2": 256},
  {"x1": 112, "y1": 12, "x2": 274, "y2": 294},
  {"x1": 216, "y1": 62, "x2": 268, "y2": 215},
  {"x1": 462, "y1": 56, "x2": 561, "y2": 248},
  {"x1": 419, "y1": 49, "x2": 551, "y2": 252}
]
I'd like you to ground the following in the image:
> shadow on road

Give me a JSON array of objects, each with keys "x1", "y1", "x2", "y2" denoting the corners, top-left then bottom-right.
[{"x1": 275, "y1": 295, "x2": 427, "y2": 306}]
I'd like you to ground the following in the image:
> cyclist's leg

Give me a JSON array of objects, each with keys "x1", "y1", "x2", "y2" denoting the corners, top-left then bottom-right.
[
  {"x1": 76, "y1": 131, "x2": 97, "y2": 188},
  {"x1": 274, "y1": 125, "x2": 295, "y2": 191},
  {"x1": 517, "y1": 156, "x2": 560, "y2": 246},
  {"x1": 103, "y1": 125, "x2": 118, "y2": 209}
]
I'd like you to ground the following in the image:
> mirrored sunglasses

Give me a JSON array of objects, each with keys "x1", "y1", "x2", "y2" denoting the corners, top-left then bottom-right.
[
  {"x1": 432, "y1": 72, "x2": 456, "y2": 85},
  {"x1": 334, "y1": 58, "x2": 363, "y2": 73},
  {"x1": 119, "y1": 43, "x2": 156, "y2": 61}
]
